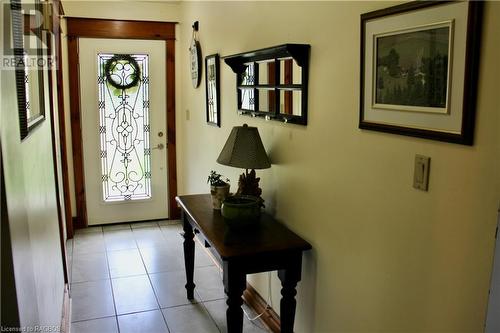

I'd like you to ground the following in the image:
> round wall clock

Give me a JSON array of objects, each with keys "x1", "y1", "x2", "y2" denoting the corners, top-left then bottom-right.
[{"x1": 190, "y1": 39, "x2": 202, "y2": 88}]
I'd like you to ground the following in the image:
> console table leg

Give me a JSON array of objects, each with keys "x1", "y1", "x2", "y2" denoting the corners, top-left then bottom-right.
[
  {"x1": 223, "y1": 262, "x2": 246, "y2": 333},
  {"x1": 278, "y1": 255, "x2": 302, "y2": 333},
  {"x1": 182, "y1": 214, "x2": 195, "y2": 300}
]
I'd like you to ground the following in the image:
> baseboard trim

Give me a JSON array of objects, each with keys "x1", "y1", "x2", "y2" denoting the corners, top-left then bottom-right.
[
  {"x1": 60, "y1": 284, "x2": 71, "y2": 333},
  {"x1": 243, "y1": 283, "x2": 280, "y2": 333}
]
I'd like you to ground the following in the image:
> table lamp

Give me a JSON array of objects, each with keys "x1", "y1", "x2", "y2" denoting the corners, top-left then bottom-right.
[{"x1": 217, "y1": 124, "x2": 271, "y2": 201}]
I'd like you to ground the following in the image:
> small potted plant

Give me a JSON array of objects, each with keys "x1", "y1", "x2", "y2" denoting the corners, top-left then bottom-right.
[{"x1": 208, "y1": 170, "x2": 230, "y2": 210}]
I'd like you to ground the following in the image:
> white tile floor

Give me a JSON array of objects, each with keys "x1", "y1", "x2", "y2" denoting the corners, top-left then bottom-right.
[{"x1": 67, "y1": 220, "x2": 270, "y2": 333}]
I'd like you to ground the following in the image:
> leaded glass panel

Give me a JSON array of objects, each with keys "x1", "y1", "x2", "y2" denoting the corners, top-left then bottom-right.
[{"x1": 97, "y1": 53, "x2": 151, "y2": 202}]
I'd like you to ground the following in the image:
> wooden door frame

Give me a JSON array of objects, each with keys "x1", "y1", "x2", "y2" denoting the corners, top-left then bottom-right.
[
  {"x1": 48, "y1": 0, "x2": 70, "y2": 281},
  {"x1": 55, "y1": 2, "x2": 74, "y2": 239},
  {"x1": 66, "y1": 17, "x2": 179, "y2": 229}
]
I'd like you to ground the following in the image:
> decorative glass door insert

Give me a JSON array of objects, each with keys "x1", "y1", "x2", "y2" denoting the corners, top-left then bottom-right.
[{"x1": 97, "y1": 53, "x2": 151, "y2": 202}]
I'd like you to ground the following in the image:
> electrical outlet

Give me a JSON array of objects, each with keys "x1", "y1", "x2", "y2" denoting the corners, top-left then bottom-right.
[{"x1": 413, "y1": 155, "x2": 430, "y2": 191}]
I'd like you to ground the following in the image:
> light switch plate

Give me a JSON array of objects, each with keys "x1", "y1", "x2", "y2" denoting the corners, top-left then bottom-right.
[{"x1": 413, "y1": 155, "x2": 430, "y2": 191}]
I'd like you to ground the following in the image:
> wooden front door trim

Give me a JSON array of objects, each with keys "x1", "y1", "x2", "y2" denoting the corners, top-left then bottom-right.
[{"x1": 66, "y1": 18, "x2": 179, "y2": 229}]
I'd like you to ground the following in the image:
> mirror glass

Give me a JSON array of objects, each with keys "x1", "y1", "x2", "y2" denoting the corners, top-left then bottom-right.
[
  {"x1": 257, "y1": 60, "x2": 275, "y2": 85},
  {"x1": 279, "y1": 58, "x2": 302, "y2": 85},
  {"x1": 239, "y1": 88, "x2": 255, "y2": 111},
  {"x1": 239, "y1": 62, "x2": 255, "y2": 86},
  {"x1": 257, "y1": 89, "x2": 275, "y2": 113},
  {"x1": 279, "y1": 90, "x2": 302, "y2": 116}
]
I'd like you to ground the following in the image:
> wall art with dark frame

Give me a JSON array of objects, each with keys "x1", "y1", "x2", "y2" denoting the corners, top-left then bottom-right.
[
  {"x1": 205, "y1": 54, "x2": 221, "y2": 127},
  {"x1": 359, "y1": 1, "x2": 483, "y2": 145},
  {"x1": 11, "y1": 0, "x2": 49, "y2": 140}
]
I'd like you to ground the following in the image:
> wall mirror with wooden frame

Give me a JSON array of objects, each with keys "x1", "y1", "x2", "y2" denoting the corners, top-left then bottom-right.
[{"x1": 224, "y1": 44, "x2": 310, "y2": 125}]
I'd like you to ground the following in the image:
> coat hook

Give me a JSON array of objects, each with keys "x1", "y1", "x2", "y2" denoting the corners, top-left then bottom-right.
[{"x1": 192, "y1": 21, "x2": 199, "y2": 31}]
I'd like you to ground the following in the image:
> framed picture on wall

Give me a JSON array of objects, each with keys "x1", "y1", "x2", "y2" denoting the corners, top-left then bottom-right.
[
  {"x1": 10, "y1": 0, "x2": 50, "y2": 140},
  {"x1": 205, "y1": 54, "x2": 221, "y2": 127},
  {"x1": 359, "y1": 1, "x2": 483, "y2": 145}
]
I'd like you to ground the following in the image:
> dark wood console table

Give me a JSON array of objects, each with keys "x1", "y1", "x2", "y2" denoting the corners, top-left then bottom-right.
[{"x1": 176, "y1": 194, "x2": 312, "y2": 333}]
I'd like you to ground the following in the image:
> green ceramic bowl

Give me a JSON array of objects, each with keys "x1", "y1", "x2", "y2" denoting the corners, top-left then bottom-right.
[{"x1": 221, "y1": 195, "x2": 261, "y2": 228}]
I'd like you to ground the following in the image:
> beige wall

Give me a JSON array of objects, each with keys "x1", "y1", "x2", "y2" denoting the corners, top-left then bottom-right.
[
  {"x1": 177, "y1": 1, "x2": 500, "y2": 332},
  {"x1": 0, "y1": 5, "x2": 65, "y2": 328},
  {"x1": 62, "y1": 0, "x2": 180, "y2": 21}
]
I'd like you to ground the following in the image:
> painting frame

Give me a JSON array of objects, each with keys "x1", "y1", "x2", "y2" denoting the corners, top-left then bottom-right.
[
  {"x1": 11, "y1": 0, "x2": 49, "y2": 140},
  {"x1": 359, "y1": 1, "x2": 483, "y2": 145},
  {"x1": 205, "y1": 54, "x2": 221, "y2": 127}
]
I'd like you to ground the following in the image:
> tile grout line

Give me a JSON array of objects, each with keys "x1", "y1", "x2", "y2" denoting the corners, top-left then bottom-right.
[
  {"x1": 74, "y1": 221, "x2": 231, "y2": 332},
  {"x1": 133, "y1": 222, "x2": 173, "y2": 333},
  {"x1": 157, "y1": 301, "x2": 172, "y2": 333},
  {"x1": 70, "y1": 314, "x2": 116, "y2": 324},
  {"x1": 197, "y1": 236, "x2": 270, "y2": 332},
  {"x1": 102, "y1": 225, "x2": 121, "y2": 333},
  {"x1": 71, "y1": 221, "x2": 167, "y2": 330},
  {"x1": 183, "y1": 226, "x2": 224, "y2": 332},
  {"x1": 137, "y1": 221, "x2": 220, "y2": 332},
  {"x1": 70, "y1": 227, "x2": 118, "y2": 328},
  {"x1": 199, "y1": 300, "x2": 224, "y2": 333}
]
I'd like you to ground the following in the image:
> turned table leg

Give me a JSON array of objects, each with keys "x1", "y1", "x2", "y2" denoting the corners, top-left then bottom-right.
[
  {"x1": 223, "y1": 261, "x2": 246, "y2": 333},
  {"x1": 278, "y1": 254, "x2": 302, "y2": 333},
  {"x1": 182, "y1": 213, "x2": 196, "y2": 300}
]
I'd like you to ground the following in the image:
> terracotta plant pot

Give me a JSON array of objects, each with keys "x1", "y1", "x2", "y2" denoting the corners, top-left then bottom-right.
[{"x1": 210, "y1": 184, "x2": 230, "y2": 210}]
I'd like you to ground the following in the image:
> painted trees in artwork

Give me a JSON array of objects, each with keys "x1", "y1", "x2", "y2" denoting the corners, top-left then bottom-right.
[
  {"x1": 375, "y1": 27, "x2": 450, "y2": 109},
  {"x1": 377, "y1": 47, "x2": 448, "y2": 108}
]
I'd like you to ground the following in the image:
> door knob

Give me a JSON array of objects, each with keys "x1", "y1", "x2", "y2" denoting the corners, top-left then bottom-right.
[{"x1": 152, "y1": 143, "x2": 165, "y2": 150}]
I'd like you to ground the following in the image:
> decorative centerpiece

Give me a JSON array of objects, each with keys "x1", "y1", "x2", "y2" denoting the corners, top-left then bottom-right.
[
  {"x1": 236, "y1": 169, "x2": 265, "y2": 207},
  {"x1": 221, "y1": 195, "x2": 261, "y2": 229},
  {"x1": 207, "y1": 170, "x2": 230, "y2": 210}
]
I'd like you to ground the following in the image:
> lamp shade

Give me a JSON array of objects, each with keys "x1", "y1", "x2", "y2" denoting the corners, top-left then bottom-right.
[{"x1": 217, "y1": 124, "x2": 271, "y2": 169}]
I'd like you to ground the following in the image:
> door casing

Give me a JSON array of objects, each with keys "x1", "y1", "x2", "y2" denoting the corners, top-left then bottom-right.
[{"x1": 66, "y1": 18, "x2": 179, "y2": 229}]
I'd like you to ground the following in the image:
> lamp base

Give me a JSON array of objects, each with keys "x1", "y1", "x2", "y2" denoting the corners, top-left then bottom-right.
[{"x1": 236, "y1": 169, "x2": 264, "y2": 206}]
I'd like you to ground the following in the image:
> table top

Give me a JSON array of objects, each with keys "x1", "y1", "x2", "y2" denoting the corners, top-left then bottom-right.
[{"x1": 176, "y1": 194, "x2": 312, "y2": 259}]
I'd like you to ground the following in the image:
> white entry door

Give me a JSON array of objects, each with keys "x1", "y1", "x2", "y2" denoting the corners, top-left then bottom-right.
[{"x1": 79, "y1": 38, "x2": 168, "y2": 225}]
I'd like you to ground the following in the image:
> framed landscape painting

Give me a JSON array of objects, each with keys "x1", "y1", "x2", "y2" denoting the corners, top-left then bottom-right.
[{"x1": 359, "y1": 1, "x2": 483, "y2": 145}]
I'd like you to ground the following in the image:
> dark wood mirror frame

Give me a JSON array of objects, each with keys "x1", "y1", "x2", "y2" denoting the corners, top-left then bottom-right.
[{"x1": 224, "y1": 44, "x2": 310, "y2": 125}]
